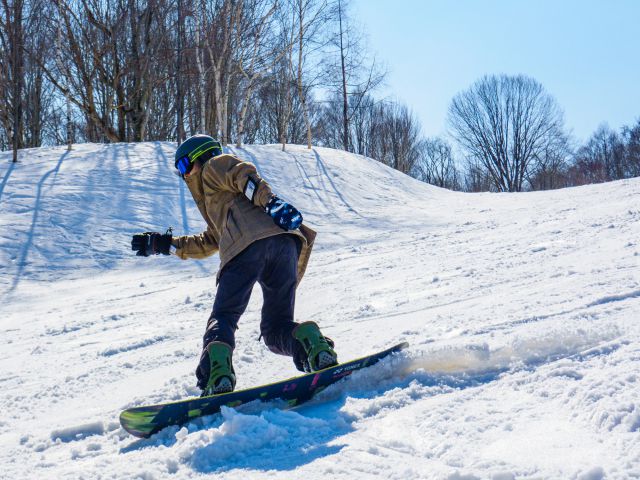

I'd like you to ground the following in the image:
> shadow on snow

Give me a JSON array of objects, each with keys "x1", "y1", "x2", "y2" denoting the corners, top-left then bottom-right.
[{"x1": 5, "y1": 150, "x2": 70, "y2": 297}]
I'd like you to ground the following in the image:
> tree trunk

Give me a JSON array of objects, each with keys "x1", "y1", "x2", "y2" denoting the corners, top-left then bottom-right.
[
  {"x1": 66, "y1": 91, "x2": 72, "y2": 150},
  {"x1": 176, "y1": 0, "x2": 185, "y2": 142},
  {"x1": 194, "y1": 7, "x2": 206, "y2": 133},
  {"x1": 296, "y1": 0, "x2": 312, "y2": 149},
  {"x1": 236, "y1": 84, "x2": 254, "y2": 148},
  {"x1": 338, "y1": 0, "x2": 349, "y2": 152},
  {"x1": 10, "y1": 0, "x2": 24, "y2": 162}
]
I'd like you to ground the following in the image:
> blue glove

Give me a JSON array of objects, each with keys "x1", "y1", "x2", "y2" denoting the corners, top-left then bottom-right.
[{"x1": 265, "y1": 196, "x2": 303, "y2": 231}]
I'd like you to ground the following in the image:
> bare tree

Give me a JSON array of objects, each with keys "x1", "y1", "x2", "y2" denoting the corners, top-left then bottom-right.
[
  {"x1": 0, "y1": 0, "x2": 25, "y2": 161},
  {"x1": 199, "y1": 0, "x2": 244, "y2": 145},
  {"x1": 571, "y1": 124, "x2": 625, "y2": 185},
  {"x1": 50, "y1": 1, "x2": 121, "y2": 142},
  {"x1": 124, "y1": 0, "x2": 171, "y2": 141},
  {"x1": 335, "y1": 0, "x2": 348, "y2": 151},
  {"x1": 367, "y1": 102, "x2": 422, "y2": 174},
  {"x1": 175, "y1": 0, "x2": 186, "y2": 142},
  {"x1": 289, "y1": 0, "x2": 329, "y2": 149},
  {"x1": 448, "y1": 74, "x2": 566, "y2": 192},
  {"x1": 526, "y1": 131, "x2": 571, "y2": 190},
  {"x1": 46, "y1": 0, "x2": 170, "y2": 143},
  {"x1": 19, "y1": 0, "x2": 54, "y2": 149},
  {"x1": 269, "y1": 4, "x2": 297, "y2": 151},
  {"x1": 622, "y1": 119, "x2": 640, "y2": 178},
  {"x1": 323, "y1": 0, "x2": 384, "y2": 152},
  {"x1": 413, "y1": 137, "x2": 460, "y2": 190},
  {"x1": 0, "y1": 0, "x2": 395, "y2": 153},
  {"x1": 349, "y1": 93, "x2": 375, "y2": 156},
  {"x1": 383, "y1": 103, "x2": 422, "y2": 174},
  {"x1": 464, "y1": 159, "x2": 494, "y2": 192},
  {"x1": 234, "y1": 0, "x2": 284, "y2": 148}
]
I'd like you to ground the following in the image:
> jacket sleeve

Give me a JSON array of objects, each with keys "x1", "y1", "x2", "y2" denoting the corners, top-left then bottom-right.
[
  {"x1": 203, "y1": 154, "x2": 274, "y2": 209},
  {"x1": 171, "y1": 227, "x2": 219, "y2": 260}
]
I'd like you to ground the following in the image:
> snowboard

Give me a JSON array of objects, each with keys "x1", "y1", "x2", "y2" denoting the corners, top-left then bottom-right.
[{"x1": 120, "y1": 342, "x2": 408, "y2": 438}]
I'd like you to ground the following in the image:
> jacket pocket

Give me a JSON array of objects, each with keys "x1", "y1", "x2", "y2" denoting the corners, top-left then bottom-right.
[{"x1": 223, "y1": 208, "x2": 240, "y2": 243}]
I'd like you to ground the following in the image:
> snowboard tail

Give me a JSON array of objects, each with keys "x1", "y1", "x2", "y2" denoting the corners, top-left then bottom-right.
[{"x1": 120, "y1": 342, "x2": 408, "y2": 438}]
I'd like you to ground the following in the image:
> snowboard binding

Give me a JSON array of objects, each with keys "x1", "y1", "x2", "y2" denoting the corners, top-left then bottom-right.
[
  {"x1": 202, "y1": 341, "x2": 236, "y2": 396},
  {"x1": 293, "y1": 321, "x2": 338, "y2": 372}
]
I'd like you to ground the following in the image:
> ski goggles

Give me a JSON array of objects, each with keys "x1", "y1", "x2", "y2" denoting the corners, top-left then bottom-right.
[{"x1": 175, "y1": 155, "x2": 193, "y2": 176}]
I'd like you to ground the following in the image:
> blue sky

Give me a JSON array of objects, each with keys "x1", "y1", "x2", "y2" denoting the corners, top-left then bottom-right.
[{"x1": 352, "y1": 0, "x2": 640, "y2": 143}]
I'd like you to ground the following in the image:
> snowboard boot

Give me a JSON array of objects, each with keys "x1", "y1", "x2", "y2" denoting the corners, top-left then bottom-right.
[
  {"x1": 202, "y1": 341, "x2": 236, "y2": 396},
  {"x1": 292, "y1": 321, "x2": 338, "y2": 372}
]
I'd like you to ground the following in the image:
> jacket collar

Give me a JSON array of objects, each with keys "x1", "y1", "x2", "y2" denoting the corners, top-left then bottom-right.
[{"x1": 183, "y1": 167, "x2": 204, "y2": 205}]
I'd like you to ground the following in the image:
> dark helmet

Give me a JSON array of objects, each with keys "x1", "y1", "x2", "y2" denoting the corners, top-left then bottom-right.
[{"x1": 174, "y1": 134, "x2": 222, "y2": 175}]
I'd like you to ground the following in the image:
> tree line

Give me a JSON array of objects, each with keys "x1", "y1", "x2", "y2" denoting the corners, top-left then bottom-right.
[
  {"x1": 0, "y1": 0, "x2": 382, "y2": 152},
  {"x1": 440, "y1": 74, "x2": 640, "y2": 192},
  {"x1": 338, "y1": 74, "x2": 640, "y2": 193},
  {"x1": 1, "y1": 1, "x2": 638, "y2": 192}
]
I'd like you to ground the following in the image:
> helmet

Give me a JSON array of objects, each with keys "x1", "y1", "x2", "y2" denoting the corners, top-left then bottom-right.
[{"x1": 174, "y1": 134, "x2": 222, "y2": 175}]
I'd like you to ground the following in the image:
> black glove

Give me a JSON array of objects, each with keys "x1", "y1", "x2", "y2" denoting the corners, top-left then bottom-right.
[
  {"x1": 265, "y1": 196, "x2": 303, "y2": 231},
  {"x1": 131, "y1": 229, "x2": 173, "y2": 256}
]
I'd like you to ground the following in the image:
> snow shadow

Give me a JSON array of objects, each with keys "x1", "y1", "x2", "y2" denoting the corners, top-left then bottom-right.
[
  {"x1": 0, "y1": 160, "x2": 16, "y2": 204},
  {"x1": 312, "y1": 148, "x2": 363, "y2": 218},
  {"x1": 232, "y1": 146, "x2": 263, "y2": 173},
  {"x1": 6, "y1": 150, "x2": 70, "y2": 296}
]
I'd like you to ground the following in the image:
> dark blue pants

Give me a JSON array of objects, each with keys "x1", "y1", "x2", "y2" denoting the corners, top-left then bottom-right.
[{"x1": 196, "y1": 234, "x2": 306, "y2": 389}]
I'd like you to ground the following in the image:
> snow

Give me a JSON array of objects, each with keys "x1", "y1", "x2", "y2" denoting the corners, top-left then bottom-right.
[{"x1": 1, "y1": 142, "x2": 639, "y2": 479}]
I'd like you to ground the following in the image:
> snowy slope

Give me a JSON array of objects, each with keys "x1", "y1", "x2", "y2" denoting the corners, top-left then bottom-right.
[{"x1": 0, "y1": 142, "x2": 638, "y2": 480}]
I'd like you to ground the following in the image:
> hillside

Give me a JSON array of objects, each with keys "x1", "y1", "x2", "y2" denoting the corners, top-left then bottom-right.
[{"x1": 0, "y1": 143, "x2": 638, "y2": 479}]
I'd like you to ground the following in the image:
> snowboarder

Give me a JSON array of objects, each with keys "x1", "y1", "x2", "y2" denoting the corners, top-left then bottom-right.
[{"x1": 131, "y1": 134, "x2": 338, "y2": 396}]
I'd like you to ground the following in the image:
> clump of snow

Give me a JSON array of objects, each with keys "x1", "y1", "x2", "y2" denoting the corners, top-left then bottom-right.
[{"x1": 173, "y1": 406, "x2": 347, "y2": 473}]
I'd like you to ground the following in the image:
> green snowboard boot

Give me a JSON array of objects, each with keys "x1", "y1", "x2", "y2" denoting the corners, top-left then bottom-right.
[
  {"x1": 202, "y1": 342, "x2": 236, "y2": 396},
  {"x1": 293, "y1": 321, "x2": 338, "y2": 372}
]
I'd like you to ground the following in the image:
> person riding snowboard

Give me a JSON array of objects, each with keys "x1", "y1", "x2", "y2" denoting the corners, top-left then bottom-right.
[{"x1": 131, "y1": 134, "x2": 338, "y2": 396}]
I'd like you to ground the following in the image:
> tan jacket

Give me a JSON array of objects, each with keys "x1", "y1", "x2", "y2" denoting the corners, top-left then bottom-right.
[{"x1": 172, "y1": 154, "x2": 316, "y2": 283}]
